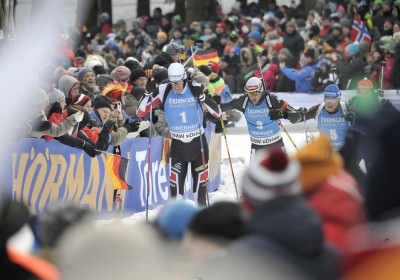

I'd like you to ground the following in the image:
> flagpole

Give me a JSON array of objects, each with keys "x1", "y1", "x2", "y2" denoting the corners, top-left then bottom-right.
[{"x1": 184, "y1": 47, "x2": 199, "y2": 67}]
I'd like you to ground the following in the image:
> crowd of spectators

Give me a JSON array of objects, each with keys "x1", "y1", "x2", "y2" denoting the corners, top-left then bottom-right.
[
  {"x1": 16, "y1": 0, "x2": 400, "y2": 155},
  {"x1": 3, "y1": 1, "x2": 400, "y2": 279}
]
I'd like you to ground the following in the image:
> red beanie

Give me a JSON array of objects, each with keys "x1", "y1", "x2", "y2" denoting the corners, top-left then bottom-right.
[
  {"x1": 102, "y1": 82, "x2": 127, "y2": 101},
  {"x1": 70, "y1": 93, "x2": 90, "y2": 106},
  {"x1": 208, "y1": 61, "x2": 221, "y2": 74}
]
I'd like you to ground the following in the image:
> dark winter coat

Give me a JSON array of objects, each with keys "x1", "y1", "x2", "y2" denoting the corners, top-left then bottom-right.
[
  {"x1": 153, "y1": 52, "x2": 174, "y2": 69},
  {"x1": 124, "y1": 92, "x2": 141, "y2": 118},
  {"x1": 283, "y1": 31, "x2": 305, "y2": 60},
  {"x1": 391, "y1": 44, "x2": 400, "y2": 89},
  {"x1": 325, "y1": 34, "x2": 342, "y2": 49},
  {"x1": 276, "y1": 53, "x2": 297, "y2": 92},
  {"x1": 88, "y1": 111, "x2": 128, "y2": 146},
  {"x1": 229, "y1": 195, "x2": 341, "y2": 280},
  {"x1": 311, "y1": 68, "x2": 335, "y2": 92},
  {"x1": 79, "y1": 85, "x2": 99, "y2": 101},
  {"x1": 337, "y1": 55, "x2": 367, "y2": 90}
]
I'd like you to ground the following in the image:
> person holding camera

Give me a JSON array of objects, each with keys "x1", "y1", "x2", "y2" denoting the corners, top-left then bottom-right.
[
  {"x1": 44, "y1": 92, "x2": 106, "y2": 158},
  {"x1": 88, "y1": 95, "x2": 147, "y2": 147},
  {"x1": 311, "y1": 61, "x2": 339, "y2": 92}
]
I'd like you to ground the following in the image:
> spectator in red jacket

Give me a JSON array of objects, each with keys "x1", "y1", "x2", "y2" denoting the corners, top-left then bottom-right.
[
  {"x1": 294, "y1": 134, "x2": 365, "y2": 255},
  {"x1": 254, "y1": 63, "x2": 279, "y2": 92},
  {"x1": 382, "y1": 41, "x2": 395, "y2": 89}
]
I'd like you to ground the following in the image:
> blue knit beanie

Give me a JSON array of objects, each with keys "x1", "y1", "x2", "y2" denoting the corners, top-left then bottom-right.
[
  {"x1": 156, "y1": 201, "x2": 199, "y2": 240},
  {"x1": 248, "y1": 30, "x2": 261, "y2": 42},
  {"x1": 346, "y1": 43, "x2": 360, "y2": 56},
  {"x1": 323, "y1": 84, "x2": 341, "y2": 98},
  {"x1": 78, "y1": 67, "x2": 95, "y2": 81}
]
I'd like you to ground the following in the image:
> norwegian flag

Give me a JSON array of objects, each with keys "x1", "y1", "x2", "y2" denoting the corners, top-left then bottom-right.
[{"x1": 351, "y1": 14, "x2": 371, "y2": 44}]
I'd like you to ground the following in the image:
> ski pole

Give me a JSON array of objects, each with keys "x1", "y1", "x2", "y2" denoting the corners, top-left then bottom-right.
[
  {"x1": 303, "y1": 117, "x2": 309, "y2": 144},
  {"x1": 279, "y1": 121, "x2": 298, "y2": 151},
  {"x1": 184, "y1": 47, "x2": 199, "y2": 67},
  {"x1": 220, "y1": 117, "x2": 239, "y2": 200},
  {"x1": 301, "y1": 108, "x2": 309, "y2": 144},
  {"x1": 257, "y1": 55, "x2": 298, "y2": 150},
  {"x1": 256, "y1": 55, "x2": 268, "y2": 93},
  {"x1": 145, "y1": 95, "x2": 153, "y2": 222},
  {"x1": 197, "y1": 101, "x2": 210, "y2": 207},
  {"x1": 379, "y1": 61, "x2": 385, "y2": 97}
]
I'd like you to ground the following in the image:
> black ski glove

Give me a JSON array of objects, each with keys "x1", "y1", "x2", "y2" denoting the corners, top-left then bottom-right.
[
  {"x1": 124, "y1": 121, "x2": 140, "y2": 133},
  {"x1": 191, "y1": 85, "x2": 205, "y2": 101},
  {"x1": 212, "y1": 95, "x2": 222, "y2": 105},
  {"x1": 96, "y1": 129, "x2": 111, "y2": 151},
  {"x1": 298, "y1": 107, "x2": 307, "y2": 115},
  {"x1": 48, "y1": 102, "x2": 63, "y2": 115},
  {"x1": 215, "y1": 120, "x2": 227, "y2": 133},
  {"x1": 31, "y1": 115, "x2": 52, "y2": 132},
  {"x1": 81, "y1": 141, "x2": 100, "y2": 158},
  {"x1": 344, "y1": 111, "x2": 355, "y2": 122},
  {"x1": 268, "y1": 109, "x2": 288, "y2": 120},
  {"x1": 152, "y1": 114, "x2": 159, "y2": 124}
]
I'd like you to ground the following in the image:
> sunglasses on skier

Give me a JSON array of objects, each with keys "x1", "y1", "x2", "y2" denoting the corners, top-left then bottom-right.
[
  {"x1": 170, "y1": 80, "x2": 184, "y2": 85},
  {"x1": 246, "y1": 90, "x2": 261, "y2": 97}
]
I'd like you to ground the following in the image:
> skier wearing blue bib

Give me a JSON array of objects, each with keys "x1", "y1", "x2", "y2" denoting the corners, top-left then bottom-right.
[
  {"x1": 292, "y1": 84, "x2": 350, "y2": 150},
  {"x1": 137, "y1": 63, "x2": 221, "y2": 205},
  {"x1": 220, "y1": 77, "x2": 298, "y2": 158}
]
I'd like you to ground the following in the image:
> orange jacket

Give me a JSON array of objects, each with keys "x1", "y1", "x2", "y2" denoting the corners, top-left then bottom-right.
[{"x1": 7, "y1": 247, "x2": 59, "y2": 280}]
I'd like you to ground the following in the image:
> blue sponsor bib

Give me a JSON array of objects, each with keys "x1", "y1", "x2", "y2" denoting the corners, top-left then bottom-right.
[
  {"x1": 317, "y1": 105, "x2": 349, "y2": 150},
  {"x1": 164, "y1": 85, "x2": 203, "y2": 140},
  {"x1": 244, "y1": 100, "x2": 281, "y2": 145}
]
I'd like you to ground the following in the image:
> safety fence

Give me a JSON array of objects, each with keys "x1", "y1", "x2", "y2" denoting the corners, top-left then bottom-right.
[{"x1": 5, "y1": 125, "x2": 220, "y2": 215}]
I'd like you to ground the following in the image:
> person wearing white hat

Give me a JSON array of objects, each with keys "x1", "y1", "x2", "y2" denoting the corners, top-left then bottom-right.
[
  {"x1": 137, "y1": 62, "x2": 221, "y2": 205},
  {"x1": 220, "y1": 77, "x2": 298, "y2": 158}
]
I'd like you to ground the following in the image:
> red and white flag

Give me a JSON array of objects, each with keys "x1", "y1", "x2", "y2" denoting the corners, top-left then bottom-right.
[{"x1": 351, "y1": 14, "x2": 371, "y2": 44}]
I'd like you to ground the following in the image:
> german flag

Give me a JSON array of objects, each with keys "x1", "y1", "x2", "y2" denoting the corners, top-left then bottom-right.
[
  {"x1": 193, "y1": 49, "x2": 220, "y2": 67},
  {"x1": 105, "y1": 154, "x2": 133, "y2": 190}
]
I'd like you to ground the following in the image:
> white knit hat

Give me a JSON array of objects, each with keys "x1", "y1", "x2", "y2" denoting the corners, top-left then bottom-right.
[
  {"x1": 241, "y1": 147, "x2": 300, "y2": 208},
  {"x1": 48, "y1": 88, "x2": 66, "y2": 105}
]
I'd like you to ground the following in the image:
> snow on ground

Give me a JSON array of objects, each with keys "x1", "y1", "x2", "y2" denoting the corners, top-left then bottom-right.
[
  {"x1": 114, "y1": 90, "x2": 400, "y2": 223},
  {"x1": 8, "y1": 121, "x2": 318, "y2": 252},
  {"x1": 10, "y1": 92, "x2": 400, "y2": 250},
  {"x1": 121, "y1": 120, "x2": 317, "y2": 224}
]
